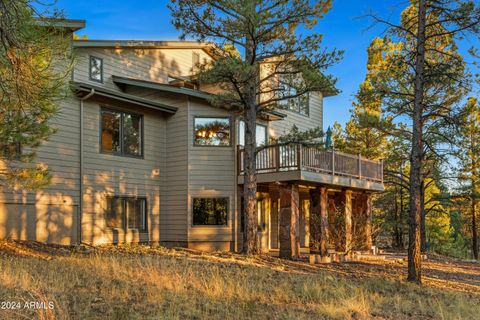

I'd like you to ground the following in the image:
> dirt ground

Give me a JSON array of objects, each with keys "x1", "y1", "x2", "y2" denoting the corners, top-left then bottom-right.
[{"x1": 1, "y1": 240, "x2": 479, "y2": 297}]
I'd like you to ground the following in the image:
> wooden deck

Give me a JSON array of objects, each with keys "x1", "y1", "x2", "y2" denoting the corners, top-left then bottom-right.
[{"x1": 237, "y1": 144, "x2": 384, "y2": 191}]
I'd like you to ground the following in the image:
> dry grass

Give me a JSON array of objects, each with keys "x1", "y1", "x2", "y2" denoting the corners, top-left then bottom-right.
[{"x1": 0, "y1": 241, "x2": 479, "y2": 320}]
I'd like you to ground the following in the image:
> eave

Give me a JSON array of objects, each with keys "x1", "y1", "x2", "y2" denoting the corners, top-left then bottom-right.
[{"x1": 70, "y1": 81, "x2": 178, "y2": 114}]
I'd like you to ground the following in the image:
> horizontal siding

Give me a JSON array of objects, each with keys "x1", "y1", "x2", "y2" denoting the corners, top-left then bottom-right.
[
  {"x1": 81, "y1": 99, "x2": 165, "y2": 244},
  {"x1": 187, "y1": 98, "x2": 236, "y2": 242},
  {"x1": 269, "y1": 92, "x2": 323, "y2": 138},
  {"x1": 73, "y1": 47, "x2": 212, "y2": 92}
]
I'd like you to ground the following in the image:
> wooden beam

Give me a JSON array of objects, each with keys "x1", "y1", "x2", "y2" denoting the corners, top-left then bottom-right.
[
  {"x1": 344, "y1": 190, "x2": 352, "y2": 253},
  {"x1": 320, "y1": 187, "x2": 329, "y2": 256},
  {"x1": 365, "y1": 193, "x2": 373, "y2": 251},
  {"x1": 309, "y1": 188, "x2": 321, "y2": 253},
  {"x1": 279, "y1": 184, "x2": 300, "y2": 259}
]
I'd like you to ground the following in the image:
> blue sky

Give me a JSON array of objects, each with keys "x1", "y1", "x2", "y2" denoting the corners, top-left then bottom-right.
[{"x1": 51, "y1": 0, "x2": 478, "y2": 128}]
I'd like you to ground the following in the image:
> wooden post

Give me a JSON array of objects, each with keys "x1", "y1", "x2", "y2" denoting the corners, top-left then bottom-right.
[
  {"x1": 358, "y1": 154, "x2": 362, "y2": 179},
  {"x1": 320, "y1": 187, "x2": 329, "y2": 256},
  {"x1": 275, "y1": 145, "x2": 280, "y2": 172},
  {"x1": 332, "y1": 149, "x2": 335, "y2": 175},
  {"x1": 309, "y1": 188, "x2": 321, "y2": 253},
  {"x1": 344, "y1": 190, "x2": 352, "y2": 253},
  {"x1": 279, "y1": 184, "x2": 300, "y2": 259},
  {"x1": 297, "y1": 144, "x2": 302, "y2": 170},
  {"x1": 365, "y1": 193, "x2": 373, "y2": 251}
]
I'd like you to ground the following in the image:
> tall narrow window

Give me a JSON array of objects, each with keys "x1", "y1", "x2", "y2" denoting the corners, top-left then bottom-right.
[
  {"x1": 101, "y1": 108, "x2": 143, "y2": 157},
  {"x1": 106, "y1": 196, "x2": 147, "y2": 231},
  {"x1": 89, "y1": 56, "x2": 103, "y2": 82},
  {"x1": 238, "y1": 121, "x2": 267, "y2": 147},
  {"x1": 194, "y1": 117, "x2": 231, "y2": 146},
  {"x1": 192, "y1": 52, "x2": 200, "y2": 69}
]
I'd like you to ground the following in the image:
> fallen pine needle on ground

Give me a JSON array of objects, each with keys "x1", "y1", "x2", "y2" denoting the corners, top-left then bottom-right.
[{"x1": 0, "y1": 240, "x2": 479, "y2": 320}]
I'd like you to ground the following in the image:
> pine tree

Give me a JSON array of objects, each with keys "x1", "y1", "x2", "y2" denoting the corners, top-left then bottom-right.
[
  {"x1": 169, "y1": 0, "x2": 341, "y2": 254},
  {"x1": 456, "y1": 97, "x2": 480, "y2": 259},
  {"x1": 367, "y1": 0, "x2": 479, "y2": 283},
  {"x1": 0, "y1": 0, "x2": 74, "y2": 189}
]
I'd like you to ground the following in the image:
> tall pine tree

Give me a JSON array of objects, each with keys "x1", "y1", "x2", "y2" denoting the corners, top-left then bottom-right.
[{"x1": 169, "y1": 0, "x2": 341, "y2": 254}]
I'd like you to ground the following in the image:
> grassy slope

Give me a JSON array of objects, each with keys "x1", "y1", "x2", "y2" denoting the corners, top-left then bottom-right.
[{"x1": 0, "y1": 244, "x2": 479, "y2": 320}]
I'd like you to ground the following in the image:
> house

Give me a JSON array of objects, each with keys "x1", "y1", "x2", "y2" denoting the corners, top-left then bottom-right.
[{"x1": 0, "y1": 19, "x2": 383, "y2": 253}]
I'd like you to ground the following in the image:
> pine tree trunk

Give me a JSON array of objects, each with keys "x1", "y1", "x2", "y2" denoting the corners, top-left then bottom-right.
[
  {"x1": 420, "y1": 180, "x2": 427, "y2": 252},
  {"x1": 472, "y1": 199, "x2": 478, "y2": 260},
  {"x1": 242, "y1": 36, "x2": 258, "y2": 255},
  {"x1": 407, "y1": 0, "x2": 427, "y2": 284}
]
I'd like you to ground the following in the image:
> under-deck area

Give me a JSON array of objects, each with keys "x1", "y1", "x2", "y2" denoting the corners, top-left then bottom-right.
[{"x1": 237, "y1": 144, "x2": 383, "y2": 258}]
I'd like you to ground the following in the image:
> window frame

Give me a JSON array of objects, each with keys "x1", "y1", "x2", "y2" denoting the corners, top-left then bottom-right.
[
  {"x1": 191, "y1": 197, "x2": 230, "y2": 227},
  {"x1": 237, "y1": 120, "x2": 268, "y2": 147},
  {"x1": 89, "y1": 55, "x2": 104, "y2": 83},
  {"x1": 193, "y1": 116, "x2": 232, "y2": 147},
  {"x1": 100, "y1": 106, "x2": 144, "y2": 158},
  {"x1": 105, "y1": 196, "x2": 148, "y2": 232}
]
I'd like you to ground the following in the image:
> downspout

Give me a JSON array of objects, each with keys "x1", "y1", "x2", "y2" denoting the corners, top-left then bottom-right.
[{"x1": 78, "y1": 89, "x2": 95, "y2": 245}]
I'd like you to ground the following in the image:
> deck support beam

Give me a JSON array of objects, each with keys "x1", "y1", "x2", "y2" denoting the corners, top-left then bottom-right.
[
  {"x1": 279, "y1": 184, "x2": 300, "y2": 259},
  {"x1": 365, "y1": 193, "x2": 373, "y2": 251},
  {"x1": 338, "y1": 190, "x2": 352, "y2": 253}
]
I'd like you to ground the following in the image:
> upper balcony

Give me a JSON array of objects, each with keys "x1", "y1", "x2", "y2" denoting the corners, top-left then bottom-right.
[{"x1": 237, "y1": 144, "x2": 384, "y2": 192}]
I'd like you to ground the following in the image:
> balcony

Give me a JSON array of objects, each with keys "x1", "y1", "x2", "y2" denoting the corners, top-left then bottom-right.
[{"x1": 237, "y1": 144, "x2": 384, "y2": 191}]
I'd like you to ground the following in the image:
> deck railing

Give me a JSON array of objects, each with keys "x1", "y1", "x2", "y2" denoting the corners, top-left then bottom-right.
[{"x1": 237, "y1": 144, "x2": 383, "y2": 183}]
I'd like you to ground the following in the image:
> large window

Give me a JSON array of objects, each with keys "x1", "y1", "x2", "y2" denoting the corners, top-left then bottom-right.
[
  {"x1": 238, "y1": 121, "x2": 267, "y2": 147},
  {"x1": 192, "y1": 197, "x2": 229, "y2": 226},
  {"x1": 101, "y1": 108, "x2": 143, "y2": 157},
  {"x1": 105, "y1": 196, "x2": 147, "y2": 231},
  {"x1": 194, "y1": 117, "x2": 231, "y2": 146},
  {"x1": 278, "y1": 75, "x2": 309, "y2": 116}
]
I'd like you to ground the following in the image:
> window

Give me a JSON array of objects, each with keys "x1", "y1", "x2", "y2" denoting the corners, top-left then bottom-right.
[
  {"x1": 192, "y1": 198, "x2": 229, "y2": 226},
  {"x1": 194, "y1": 117, "x2": 231, "y2": 146},
  {"x1": 106, "y1": 196, "x2": 147, "y2": 230},
  {"x1": 89, "y1": 56, "x2": 103, "y2": 82},
  {"x1": 101, "y1": 108, "x2": 143, "y2": 157},
  {"x1": 192, "y1": 52, "x2": 200, "y2": 68},
  {"x1": 238, "y1": 121, "x2": 267, "y2": 147},
  {"x1": 278, "y1": 75, "x2": 309, "y2": 116},
  {"x1": 0, "y1": 142, "x2": 21, "y2": 159}
]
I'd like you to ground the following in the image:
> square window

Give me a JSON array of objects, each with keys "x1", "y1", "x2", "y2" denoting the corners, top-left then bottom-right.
[
  {"x1": 194, "y1": 117, "x2": 231, "y2": 146},
  {"x1": 192, "y1": 198, "x2": 228, "y2": 226},
  {"x1": 100, "y1": 108, "x2": 143, "y2": 157},
  {"x1": 106, "y1": 196, "x2": 147, "y2": 231},
  {"x1": 89, "y1": 56, "x2": 103, "y2": 82}
]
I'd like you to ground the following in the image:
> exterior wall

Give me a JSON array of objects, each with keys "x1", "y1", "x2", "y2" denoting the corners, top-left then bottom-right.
[
  {"x1": 73, "y1": 47, "x2": 212, "y2": 89},
  {"x1": 269, "y1": 92, "x2": 324, "y2": 138},
  {"x1": 0, "y1": 40, "x2": 328, "y2": 250},
  {"x1": 80, "y1": 98, "x2": 166, "y2": 245},
  {"x1": 187, "y1": 97, "x2": 237, "y2": 250},
  {"x1": 0, "y1": 96, "x2": 81, "y2": 245}
]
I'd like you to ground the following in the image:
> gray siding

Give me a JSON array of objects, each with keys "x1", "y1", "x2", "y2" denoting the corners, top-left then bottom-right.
[
  {"x1": 269, "y1": 92, "x2": 324, "y2": 139},
  {"x1": 187, "y1": 98, "x2": 236, "y2": 245},
  {"x1": 81, "y1": 99, "x2": 165, "y2": 244}
]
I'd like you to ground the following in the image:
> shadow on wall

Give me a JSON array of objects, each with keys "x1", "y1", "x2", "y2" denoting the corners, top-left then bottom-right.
[{"x1": 0, "y1": 189, "x2": 78, "y2": 245}]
